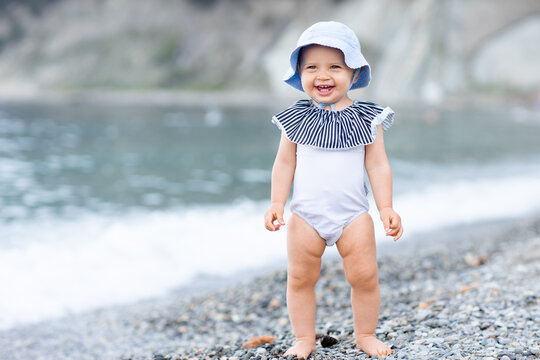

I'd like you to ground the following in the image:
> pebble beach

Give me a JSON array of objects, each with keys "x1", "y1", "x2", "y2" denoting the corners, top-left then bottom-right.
[{"x1": 2, "y1": 216, "x2": 539, "y2": 360}]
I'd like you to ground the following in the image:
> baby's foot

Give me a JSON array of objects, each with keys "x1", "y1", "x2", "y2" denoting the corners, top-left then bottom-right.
[
  {"x1": 356, "y1": 334, "x2": 392, "y2": 358},
  {"x1": 284, "y1": 338, "x2": 316, "y2": 359}
]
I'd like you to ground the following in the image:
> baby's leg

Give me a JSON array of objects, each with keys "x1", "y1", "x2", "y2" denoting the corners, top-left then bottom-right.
[
  {"x1": 284, "y1": 214, "x2": 326, "y2": 359},
  {"x1": 336, "y1": 213, "x2": 392, "y2": 359}
]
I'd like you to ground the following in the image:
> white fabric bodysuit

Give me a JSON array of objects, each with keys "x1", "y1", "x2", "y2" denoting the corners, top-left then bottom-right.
[
  {"x1": 272, "y1": 99, "x2": 394, "y2": 246},
  {"x1": 291, "y1": 144, "x2": 369, "y2": 246}
]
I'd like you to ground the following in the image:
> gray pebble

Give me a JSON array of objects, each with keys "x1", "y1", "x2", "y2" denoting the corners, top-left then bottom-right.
[
  {"x1": 2, "y1": 219, "x2": 539, "y2": 360},
  {"x1": 415, "y1": 309, "x2": 431, "y2": 321},
  {"x1": 234, "y1": 350, "x2": 245, "y2": 356}
]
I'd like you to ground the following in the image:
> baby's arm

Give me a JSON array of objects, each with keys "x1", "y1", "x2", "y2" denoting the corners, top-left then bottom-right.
[
  {"x1": 264, "y1": 133, "x2": 297, "y2": 231},
  {"x1": 365, "y1": 125, "x2": 403, "y2": 241}
]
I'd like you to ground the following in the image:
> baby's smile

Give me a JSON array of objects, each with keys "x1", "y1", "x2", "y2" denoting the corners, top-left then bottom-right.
[{"x1": 315, "y1": 84, "x2": 335, "y2": 95}]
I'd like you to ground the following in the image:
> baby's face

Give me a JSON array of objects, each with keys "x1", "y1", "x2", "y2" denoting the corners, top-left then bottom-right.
[{"x1": 299, "y1": 45, "x2": 356, "y2": 109}]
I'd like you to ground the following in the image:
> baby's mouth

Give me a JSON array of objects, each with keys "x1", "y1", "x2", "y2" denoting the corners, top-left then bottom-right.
[{"x1": 315, "y1": 85, "x2": 334, "y2": 95}]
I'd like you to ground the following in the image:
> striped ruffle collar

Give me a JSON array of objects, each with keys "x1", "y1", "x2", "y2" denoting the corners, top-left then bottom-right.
[{"x1": 272, "y1": 99, "x2": 394, "y2": 150}]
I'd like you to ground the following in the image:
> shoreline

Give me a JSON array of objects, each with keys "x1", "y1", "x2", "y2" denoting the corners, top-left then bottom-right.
[
  {"x1": 0, "y1": 88, "x2": 539, "y2": 111},
  {"x1": 1, "y1": 215, "x2": 539, "y2": 359}
]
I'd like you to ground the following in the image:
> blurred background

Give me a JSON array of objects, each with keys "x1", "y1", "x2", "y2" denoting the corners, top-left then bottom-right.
[
  {"x1": 1, "y1": 0, "x2": 539, "y2": 330},
  {"x1": 1, "y1": 0, "x2": 540, "y2": 103}
]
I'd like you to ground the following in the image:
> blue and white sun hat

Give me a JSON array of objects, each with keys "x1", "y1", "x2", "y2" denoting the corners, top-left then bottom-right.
[{"x1": 283, "y1": 21, "x2": 371, "y2": 92}]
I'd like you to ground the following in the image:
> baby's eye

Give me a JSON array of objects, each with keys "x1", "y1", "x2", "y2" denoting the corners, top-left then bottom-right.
[
  {"x1": 305, "y1": 65, "x2": 317, "y2": 70},
  {"x1": 330, "y1": 65, "x2": 342, "y2": 69}
]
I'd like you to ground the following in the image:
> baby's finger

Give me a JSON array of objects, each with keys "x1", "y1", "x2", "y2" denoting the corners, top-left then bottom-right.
[
  {"x1": 382, "y1": 217, "x2": 391, "y2": 233},
  {"x1": 264, "y1": 213, "x2": 276, "y2": 231},
  {"x1": 389, "y1": 215, "x2": 401, "y2": 229},
  {"x1": 264, "y1": 222, "x2": 274, "y2": 231},
  {"x1": 393, "y1": 227, "x2": 404, "y2": 241}
]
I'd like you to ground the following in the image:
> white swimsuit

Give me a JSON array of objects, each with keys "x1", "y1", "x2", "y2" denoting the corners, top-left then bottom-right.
[
  {"x1": 272, "y1": 99, "x2": 394, "y2": 246},
  {"x1": 291, "y1": 144, "x2": 370, "y2": 245}
]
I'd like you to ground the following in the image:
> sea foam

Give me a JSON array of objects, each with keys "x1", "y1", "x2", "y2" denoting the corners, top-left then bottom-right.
[{"x1": 1, "y1": 171, "x2": 540, "y2": 329}]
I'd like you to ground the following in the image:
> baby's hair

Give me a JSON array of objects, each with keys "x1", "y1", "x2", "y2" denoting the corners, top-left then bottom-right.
[
  {"x1": 296, "y1": 45, "x2": 334, "y2": 73},
  {"x1": 296, "y1": 47, "x2": 306, "y2": 74}
]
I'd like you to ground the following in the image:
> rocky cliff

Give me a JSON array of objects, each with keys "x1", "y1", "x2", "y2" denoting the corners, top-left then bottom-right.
[
  {"x1": 0, "y1": 0, "x2": 297, "y2": 93},
  {"x1": 0, "y1": 0, "x2": 539, "y2": 103}
]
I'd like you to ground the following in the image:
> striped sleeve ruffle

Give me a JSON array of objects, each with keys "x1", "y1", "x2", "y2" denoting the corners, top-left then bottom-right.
[{"x1": 272, "y1": 99, "x2": 394, "y2": 150}]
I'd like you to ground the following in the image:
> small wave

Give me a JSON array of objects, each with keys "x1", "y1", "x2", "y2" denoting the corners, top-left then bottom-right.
[
  {"x1": 1, "y1": 171, "x2": 539, "y2": 329},
  {"x1": 0, "y1": 201, "x2": 286, "y2": 330}
]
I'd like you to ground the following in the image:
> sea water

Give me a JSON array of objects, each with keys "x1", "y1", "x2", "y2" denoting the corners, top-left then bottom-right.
[{"x1": 0, "y1": 100, "x2": 539, "y2": 329}]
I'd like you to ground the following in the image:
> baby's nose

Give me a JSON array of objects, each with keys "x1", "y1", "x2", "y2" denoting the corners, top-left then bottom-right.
[{"x1": 317, "y1": 71, "x2": 331, "y2": 79}]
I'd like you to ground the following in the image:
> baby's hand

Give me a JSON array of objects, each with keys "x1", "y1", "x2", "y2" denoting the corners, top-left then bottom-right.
[
  {"x1": 379, "y1": 207, "x2": 403, "y2": 241},
  {"x1": 264, "y1": 203, "x2": 286, "y2": 231}
]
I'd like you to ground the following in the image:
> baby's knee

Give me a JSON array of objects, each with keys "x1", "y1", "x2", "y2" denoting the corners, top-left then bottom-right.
[
  {"x1": 287, "y1": 269, "x2": 319, "y2": 289},
  {"x1": 346, "y1": 267, "x2": 379, "y2": 290}
]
